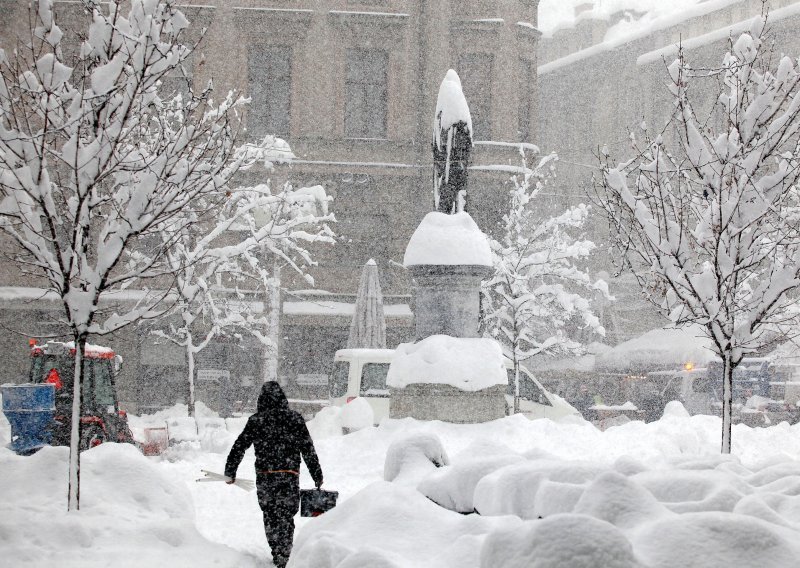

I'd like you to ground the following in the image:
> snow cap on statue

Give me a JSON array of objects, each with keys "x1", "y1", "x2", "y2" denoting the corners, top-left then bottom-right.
[{"x1": 403, "y1": 212, "x2": 492, "y2": 267}]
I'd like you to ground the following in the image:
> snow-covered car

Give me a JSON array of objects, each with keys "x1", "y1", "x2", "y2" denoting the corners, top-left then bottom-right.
[{"x1": 328, "y1": 348, "x2": 579, "y2": 423}]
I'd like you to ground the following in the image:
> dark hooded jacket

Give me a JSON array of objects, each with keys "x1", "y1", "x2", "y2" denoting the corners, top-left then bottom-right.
[{"x1": 225, "y1": 382, "x2": 323, "y2": 485}]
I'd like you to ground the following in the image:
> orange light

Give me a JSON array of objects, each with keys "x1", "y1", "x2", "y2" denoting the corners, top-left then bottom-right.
[{"x1": 684, "y1": 362, "x2": 695, "y2": 371}]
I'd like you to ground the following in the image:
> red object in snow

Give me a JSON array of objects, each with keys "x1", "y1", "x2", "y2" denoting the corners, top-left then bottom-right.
[{"x1": 45, "y1": 368, "x2": 62, "y2": 390}]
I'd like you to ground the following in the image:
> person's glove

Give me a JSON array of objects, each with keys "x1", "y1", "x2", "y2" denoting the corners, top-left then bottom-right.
[{"x1": 315, "y1": 478, "x2": 323, "y2": 489}]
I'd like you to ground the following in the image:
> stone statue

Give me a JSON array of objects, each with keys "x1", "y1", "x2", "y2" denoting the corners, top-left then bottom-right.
[{"x1": 433, "y1": 70, "x2": 473, "y2": 214}]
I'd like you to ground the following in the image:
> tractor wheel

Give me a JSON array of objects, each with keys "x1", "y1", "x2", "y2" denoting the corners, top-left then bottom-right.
[{"x1": 80, "y1": 425, "x2": 106, "y2": 451}]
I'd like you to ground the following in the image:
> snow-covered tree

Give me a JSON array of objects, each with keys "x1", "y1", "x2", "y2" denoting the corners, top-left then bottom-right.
[
  {"x1": 593, "y1": 16, "x2": 800, "y2": 453},
  {"x1": 151, "y1": 176, "x2": 335, "y2": 417},
  {"x1": 0, "y1": 0, "x2": 253, "y2": 509},
  {"x1": 484, "y1": 151, "x2": 608, "y2": 413}
]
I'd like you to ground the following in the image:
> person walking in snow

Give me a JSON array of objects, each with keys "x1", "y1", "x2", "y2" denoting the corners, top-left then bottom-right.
[{"x1": 225, "y1": 381, "x2": 323, "y2": 568}]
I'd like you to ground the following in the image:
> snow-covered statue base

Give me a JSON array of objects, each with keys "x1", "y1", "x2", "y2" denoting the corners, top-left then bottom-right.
[
  {"x1": 389, "y1": 211, "x2": 506, "y2": 423},
  {"x1": 387, "y1": 336, "x2": 507, "y2": 423},
  {"x1": 405, "y1": 212, "x2": 493, "y2": 339}
]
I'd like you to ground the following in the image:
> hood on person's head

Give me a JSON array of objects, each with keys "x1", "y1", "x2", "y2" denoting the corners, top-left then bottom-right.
[{"x1": 257, "y1": 381, "x2": 289, "y2": 414}]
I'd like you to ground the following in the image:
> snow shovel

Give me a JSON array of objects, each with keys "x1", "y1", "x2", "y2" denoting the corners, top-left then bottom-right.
[{"x1": 196, "y1": 469, "x2": 255, "y2": 491}]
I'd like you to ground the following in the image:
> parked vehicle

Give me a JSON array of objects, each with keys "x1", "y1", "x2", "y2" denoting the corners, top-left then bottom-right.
[
  {"x1": 328, "y1": 348, "x2": 395, "y2": 422},
  {"x1": 328, "y1": 348, "x2": 580, "y2": 423},
  {"x1": 28, "y1": 340, "x2": 134, "y2": 450},
  {"x1": 640, "y1": 358, "x2": 800, "y2": 425}
]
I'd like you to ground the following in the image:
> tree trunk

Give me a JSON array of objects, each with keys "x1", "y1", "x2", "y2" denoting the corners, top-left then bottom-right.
[
  {"x1": 721, "y1": 351, "x2": 733, "y2": 454},
  {"x1": 67, "y1": 333, "x2": 87, "y2": 511},
  {"x1": 187, "y1": 337, "x2": 196, "y2": 418},
  {"x1": 513, "y1": 361, "x2": 520, "y2": 415},
  {"x1": 263, "y1": 264, "x2": 281, "y2": 383}
]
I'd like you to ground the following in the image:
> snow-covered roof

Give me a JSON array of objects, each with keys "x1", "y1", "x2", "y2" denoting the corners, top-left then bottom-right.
[
  {"x1": 595, "y1": 325, "x2": 715, "y2": 372},
  {"x1": 386, "y1": 335, "x2": 506, "y2": 391},
  {"x1": 538, "y1": 0, "x2": 728, "y2": 38},
  {"x1": 403, "y1": 212, "x2": 492, "y2": 267}
]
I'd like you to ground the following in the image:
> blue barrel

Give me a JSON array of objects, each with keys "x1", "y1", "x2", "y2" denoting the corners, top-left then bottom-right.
[{"x1": 1, "y1": 383, "x2": 55, "y2": 455}]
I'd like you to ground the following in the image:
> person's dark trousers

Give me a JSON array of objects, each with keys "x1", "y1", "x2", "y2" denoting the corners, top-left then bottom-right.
[{"x1": 256, "y1": 472, "x2": 300, "y2": 568}]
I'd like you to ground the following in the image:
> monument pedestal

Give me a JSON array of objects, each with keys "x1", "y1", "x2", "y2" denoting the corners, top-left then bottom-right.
[
  {"x1": 408, "y1": 264, "x2": 492, "y2": 340},
  {"x1": 389, "y1": 384, "x2": 506, "y2": 423}
]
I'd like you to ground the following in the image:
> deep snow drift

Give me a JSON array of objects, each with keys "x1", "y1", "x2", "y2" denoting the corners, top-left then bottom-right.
[{"x1": 4, "y1": 400, "x2": 800, "y2": 567}]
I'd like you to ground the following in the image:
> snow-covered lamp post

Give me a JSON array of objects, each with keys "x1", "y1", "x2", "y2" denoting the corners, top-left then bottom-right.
[{"x1": 387, "y1": 71, "x2": 507, "y2": 423}]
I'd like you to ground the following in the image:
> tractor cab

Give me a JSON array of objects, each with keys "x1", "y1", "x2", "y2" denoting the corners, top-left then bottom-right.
[{"x1": 28, "y1": 340, "x2": 133, "y2": 450}]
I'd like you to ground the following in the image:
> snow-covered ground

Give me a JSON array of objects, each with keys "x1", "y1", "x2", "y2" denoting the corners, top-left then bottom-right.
[{"x1": 3, "y1": 401, "x2": 800, "y2": 567}]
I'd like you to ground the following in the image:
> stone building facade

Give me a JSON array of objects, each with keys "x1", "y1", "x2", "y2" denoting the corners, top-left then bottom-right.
[{"x1": 0, "y1": 0, "x2": 541, "y2": 411}]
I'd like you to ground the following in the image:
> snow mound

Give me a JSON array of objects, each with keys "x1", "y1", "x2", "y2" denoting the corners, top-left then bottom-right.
[
  {"x1": 473, "y1": 460, "x2": 607, "y2": 519},
  {"x1": 418, "y1": 455, "x2": 524, "y2": 513},
  {"x1": 634, "y1": 512, "x2": 800, "y2": 568},
  {"x1": 384, "y1": 432, "x2": 449, "y2": 485},
  {"x1": 81, "y1": 443, "x2": 194, "y2": 518},
  {"x1": 290, "y1": 481, "x2": 521, "y2": 568},
  {"x1": 734, "y1": 493, "x2": 800, "y2": 529},
  {"x1": 632, "y1": 469, "x2": 750, "y2": 513},
  {"x1": 662, "y1": 400, "x2": 691, "y2": 419},
  {"x1": 308, "y1": 405, "x2": 344, "y2": 439},
  {"x1": 340, "y1": 397, "x2": 374, "y2": 432},
  {"x1": 386, "y1": 335, "x2": 506, "y2": 391},
  {"x1": 572, "y1": 471, "x2": 671, "y2": 529},
  {"x1": 0, "y1": 443, "x2": 256, "y2": 567},
  {"x1": 403, "y1": 212, "x2": 492, "y2": 267},
  {"x1": 480, "y1": 514, "x2": 640, "y2": 568}
]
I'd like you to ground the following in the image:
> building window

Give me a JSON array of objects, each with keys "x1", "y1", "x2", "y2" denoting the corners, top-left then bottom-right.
[
  {"x1": 519, "y1": 58, "x2": 533, "y2": 142},
  {"x1": 457, "y1": 53, "x2": 493, "y2": 140},
  {"x1": 345, "y1": 48, "x2": 388, "y2": 139},
  {"x1": 248, "y1": 45, "x2": 292, "y2": 139}
]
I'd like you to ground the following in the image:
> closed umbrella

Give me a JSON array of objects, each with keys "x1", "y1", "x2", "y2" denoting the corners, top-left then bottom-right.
[{"x1": 347, "y1": 259, "x2": 387, "y2": 349}]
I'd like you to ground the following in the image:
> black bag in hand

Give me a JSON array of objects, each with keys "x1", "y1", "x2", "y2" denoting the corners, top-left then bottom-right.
[{"x1": 300, "y1": 488, "x2": 338, "y2": 517}]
